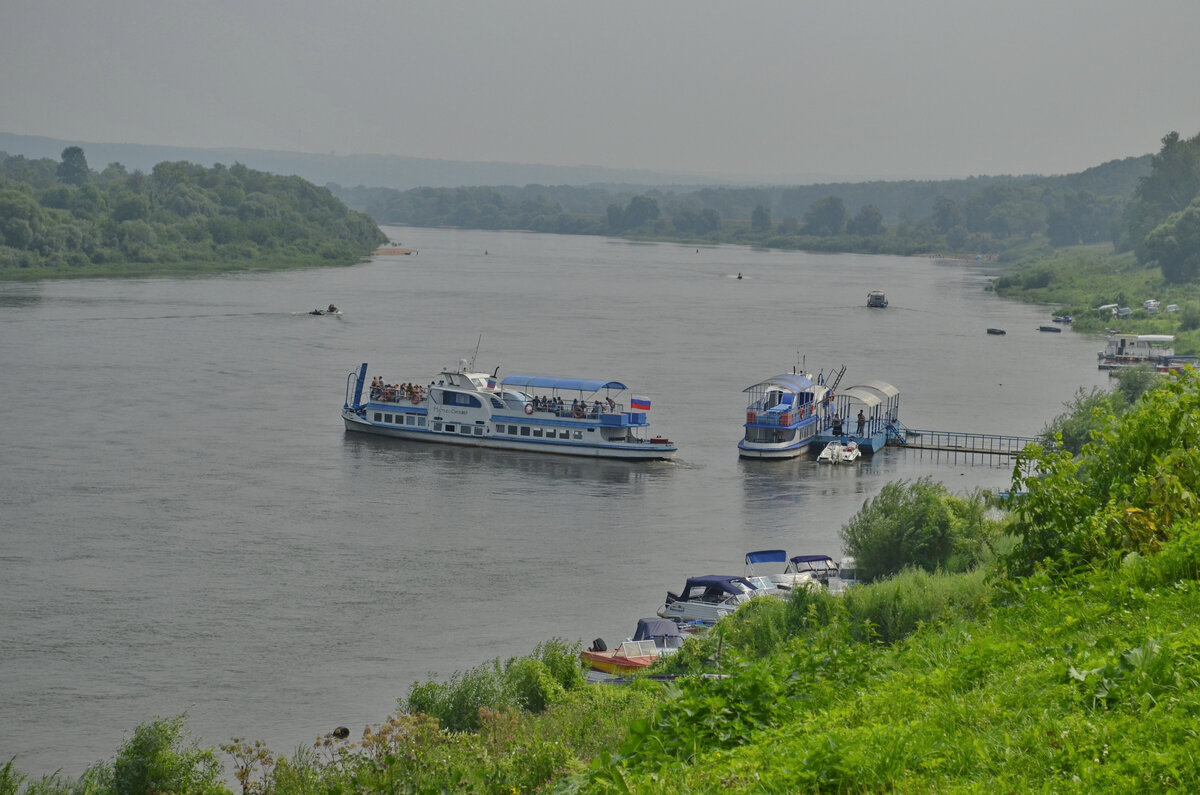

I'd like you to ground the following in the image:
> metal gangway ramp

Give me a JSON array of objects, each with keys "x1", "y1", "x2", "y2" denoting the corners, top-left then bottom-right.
[{"x1": 895, "y1": 427, "x2": 1038, "y2": 457}]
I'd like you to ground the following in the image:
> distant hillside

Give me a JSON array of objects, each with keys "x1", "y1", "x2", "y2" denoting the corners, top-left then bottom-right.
[{"x1": 0, "y1": 132, "x2": 721, "y2": 190}]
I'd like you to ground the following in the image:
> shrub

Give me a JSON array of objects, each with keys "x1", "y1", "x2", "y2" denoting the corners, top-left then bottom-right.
[{"x1": 839, "y1": 477, "x2": 1000, "y2": 581}]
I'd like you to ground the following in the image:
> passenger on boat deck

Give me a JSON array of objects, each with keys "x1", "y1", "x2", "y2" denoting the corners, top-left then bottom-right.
[
  {"x1": 832, "y1": 413, "x2": 843, "y2": 435},
  {"x1": 856, "y1": 410, "x2": 866, "y2": 435},
  {"x1": 606, "y1": 396, "x2": 616, "y2": 411}
]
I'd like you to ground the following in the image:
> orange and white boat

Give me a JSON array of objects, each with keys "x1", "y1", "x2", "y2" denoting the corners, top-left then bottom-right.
[{"x1": 579, "y1": 618, "x2": 683, "y2": 675}]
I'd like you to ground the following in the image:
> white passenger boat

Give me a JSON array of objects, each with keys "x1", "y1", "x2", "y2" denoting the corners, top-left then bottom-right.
[
  {"x1": 738, "y1": 371, "x2": 833, "y2": 459},
  {"x1": 1097, "y1": 334, "x2": 1176, "y2": 370},
  {"x1": 342, "y1": 360, "x2": 676, "y2": 460}
]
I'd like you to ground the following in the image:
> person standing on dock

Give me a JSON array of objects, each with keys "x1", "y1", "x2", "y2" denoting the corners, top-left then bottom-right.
[{"x1": 856, "y1": 410, "x2": 866, "y2": 435}]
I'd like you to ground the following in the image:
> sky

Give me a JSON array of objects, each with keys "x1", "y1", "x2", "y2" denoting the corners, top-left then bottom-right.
[{"x1": 4, "y1": 0, "x2": 1200, "y2": 183}]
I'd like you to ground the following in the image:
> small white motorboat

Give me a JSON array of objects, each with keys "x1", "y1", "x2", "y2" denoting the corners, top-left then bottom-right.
[{"x1": 816, "y1": 439, "x2": 861, "y2": 463}]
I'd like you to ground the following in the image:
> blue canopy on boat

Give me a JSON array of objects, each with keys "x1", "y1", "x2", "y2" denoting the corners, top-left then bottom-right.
[
  {"x1": 500, "y1": 375, "x2": 628, "y2": 392},
  {"x1": 790, "y1": 554, "x2": 835, "y2": 564},
  {"x1": 631, "y1": 618, "x2": 681, "y2": 641},
  {"x1": 682, "y1": 575, "x2": 756, "y2": 594},
  {"x1": 745, "y1": 549, "x2": 787, "y2": 565}
]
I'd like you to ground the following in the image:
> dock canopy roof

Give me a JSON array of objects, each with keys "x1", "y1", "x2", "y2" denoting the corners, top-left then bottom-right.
[
  {"x1": 744, "y1": 373, "x2": 815, "y2": 393},
  {"x1": 745, "y1": 549, "x2": 788, "y2": 565},
  {"x1": 501, "y1": 375, "x2": 628, "y2": 393}
]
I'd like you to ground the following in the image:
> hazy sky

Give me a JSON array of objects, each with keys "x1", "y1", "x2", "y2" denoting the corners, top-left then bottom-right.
[{"x1": 4, "y1": 0, "x2": 1199, "y2": 181}]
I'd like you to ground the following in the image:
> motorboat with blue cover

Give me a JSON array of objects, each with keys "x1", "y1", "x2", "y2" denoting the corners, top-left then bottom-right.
[
  {"x1": 343, "y1": 360, "x2": 675, "y2": 459},
  {"x1": 657, "y1": 574, "x2": 777, "y2": 624},
  {"x1": 739, "y1": 371, "x2": 833, "y2": 459}
]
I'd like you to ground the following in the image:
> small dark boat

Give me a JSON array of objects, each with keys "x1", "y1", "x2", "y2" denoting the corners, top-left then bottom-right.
[
  {"x1": 987, "y1": 328, "x2": 1006, "y2": 335},
  {"x1": 1052, "y1": 315, "x2": 1073, "y2": 324},
  {"x1": 1038, "y1": 325, "x2": 1062, "y2": 333}
]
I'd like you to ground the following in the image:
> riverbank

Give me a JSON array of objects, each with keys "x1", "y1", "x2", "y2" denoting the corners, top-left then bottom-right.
[{"x1": 991, "y1": 243, "x2": 1200, "y2": 354}]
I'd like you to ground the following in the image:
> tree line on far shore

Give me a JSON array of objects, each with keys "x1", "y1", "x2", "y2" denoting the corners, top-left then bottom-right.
[{"x1": 0, "y1": 147, "x2": 385, "y2": 276}]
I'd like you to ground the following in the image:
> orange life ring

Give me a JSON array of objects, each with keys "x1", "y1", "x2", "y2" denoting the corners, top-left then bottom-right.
[
  {"x1": 411, "y1": 392, "x2": 421, "y2": 404},
  {"x1": 524, "y1": 402, "x2": 534, "y2": 415},
  {"x1": 573, "y1": 404, "x2": 584, "y2": 418}
]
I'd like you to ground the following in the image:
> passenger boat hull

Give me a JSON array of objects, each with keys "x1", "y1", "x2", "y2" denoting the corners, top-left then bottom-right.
[
  {"x1": 343, "y1": 409, "x2": 675, "y2": 459},
  {"x1": 343, "y1": 363, "x2": 676, "y2": 461}
]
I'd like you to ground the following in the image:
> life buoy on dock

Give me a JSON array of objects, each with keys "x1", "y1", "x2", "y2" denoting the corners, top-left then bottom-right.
[
  {"x1": 573, "y1": 404, "x2": 584, "y2": 418},
  {"x1": 524, "y1": 402, "x2": 534, "y2": 415}
]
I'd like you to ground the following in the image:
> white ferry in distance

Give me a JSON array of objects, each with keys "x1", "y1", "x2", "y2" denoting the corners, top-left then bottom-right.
[{"x1": 342, "y1": 360, "x2": 676, "y2": 460}]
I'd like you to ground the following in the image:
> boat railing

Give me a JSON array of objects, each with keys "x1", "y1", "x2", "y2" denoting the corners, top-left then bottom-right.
[
  {"x1": 745, "y1": 404, "x2": 819, "y2": 427},
  {"x1": 526, "y1": 400, "x2": 627, "y2": 419}
]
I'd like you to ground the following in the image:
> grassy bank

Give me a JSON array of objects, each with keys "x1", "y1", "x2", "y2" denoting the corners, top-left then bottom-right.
[{"x1": 992, "y1": 244, "x2": 1200, "y2": 354}]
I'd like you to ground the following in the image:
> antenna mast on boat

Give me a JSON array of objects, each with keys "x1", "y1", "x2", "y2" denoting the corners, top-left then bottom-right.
[{"x1": 469, "y1": 333, "x2": 482, "y2": 370}]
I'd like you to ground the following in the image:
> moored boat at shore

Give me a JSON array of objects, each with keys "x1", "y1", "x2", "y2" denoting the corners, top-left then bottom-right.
[
  {"x1": 1097, "y1": 334, "x2": 1176, "y2": 371},
  {"x1": 342, "y1": 360, "x2": 676, "y2": 459},
  {"x1": 580, "y1": 618, "x2": 683, "y2": 675},
  {"x1": 738, "y1": 371, "x2": 833, "y2": 459}
]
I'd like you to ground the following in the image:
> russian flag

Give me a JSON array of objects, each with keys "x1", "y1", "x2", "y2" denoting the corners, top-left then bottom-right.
[
  {"x1": 487, "y1": 377, "x2": 497, "y2": 389},
  {"x1": 630, "y1": 394, "x2": 651, "y2": 411}
]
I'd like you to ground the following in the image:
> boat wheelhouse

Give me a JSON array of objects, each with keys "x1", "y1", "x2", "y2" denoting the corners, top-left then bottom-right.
[
  {"x1": 738, "y1": 372, "x2": 832, "y2": 459},
  {"x1": 342, "y1": 361, "x2": 676, "y2": 460},
  {"x1": 1097, "y1": 334, "x2": 1175, "y2": 371}
]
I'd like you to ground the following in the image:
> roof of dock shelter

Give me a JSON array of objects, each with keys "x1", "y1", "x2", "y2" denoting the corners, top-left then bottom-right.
[
  {"x1": 836, "y1": 385, "x2": 884, "y2": 408},
  {"x1": 500, "y1": 375, "x2": 628, "y2": 393},
  {"x1": 848, "y1": 380, "x2": 900, "y2": 399}
]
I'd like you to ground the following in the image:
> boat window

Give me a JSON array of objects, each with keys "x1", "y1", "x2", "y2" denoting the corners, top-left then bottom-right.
[
  {"x1": 445, "y1": 424, "x2": 455, "y2": 433},
  {"x1": 520, "y1": 426, "x2": 531, "y2": 436},
  {"x1": 446, "y1": 392, "x2": 481, "y2": 408},
  {"x1": 533, "y1": 428, "x2": 543, "y2": 437},
  {"x1": 460, "y1": 426, "x2": 472, "y2": 435},
  {"x1": 433, "y1": 422, "x2": 442, "y2": 431},
  {"x1": 473, "y1": 427, "x2": 483, "y2": 436},
  {"x1": 384, "y1": 413, "x2": 393, "y2": 423},
  {"x1": 573, "y1": 431, "x2": 582, "y2": 440},
  {"x1": 490, "y1": 397, "x2": 504, "y2": 409},
  {"x1": 373, "y1": 412, "x2": 382, "y2": 422},
  {"x1": 417, "y1": 417, "x2": 426, "y2": 427}
]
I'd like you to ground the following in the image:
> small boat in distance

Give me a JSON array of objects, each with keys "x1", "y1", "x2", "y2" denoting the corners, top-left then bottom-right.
[
  {"x1": 310, "y1": 304, "x2": 340, "y2": 315},
  {"x1": 1052, "y1": 315, "x2": 1073, "y2": 324},
  {"x1": 866, "y1": 290, "x2": 888, "y2": 308},
  {"x1": 1038, "y1": 325, "x2": 1062, "y2": 333},
  {"x1": 342, "y1": 359, "x2": 675, "y2": 460},
  {"x1": 987, "y1": 328, "x2": 1006, "y2": 335}
]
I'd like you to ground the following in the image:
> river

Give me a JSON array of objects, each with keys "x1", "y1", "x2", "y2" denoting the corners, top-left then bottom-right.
[{"x1": 0, "y1": 227, "x2": 1109, "y2": 777}]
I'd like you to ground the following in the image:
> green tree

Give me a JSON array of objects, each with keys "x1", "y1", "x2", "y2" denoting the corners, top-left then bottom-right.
[
  {"x1": 751, "y1": 203, "x2": 771, "y2": 232},
  {"x1": 839, "y1": 477, "x2": 998, "y2": 581},
  {"x1": 847, "y1": 204, "x2": 884, "y2": 235},
  {"x1": 57, "y1": 146, "x2": 90, "y2": 186},
  {"x1": 1142, "y1": 197, "x2": 1200, "y2": 283},
  {"x1": 622, "y1": 195, "x2": 660, "y2": 230},
  {"x1": 931, "y1": 196, "x2": 963, "y2": 234},
  {"x1": 802, "y1": 195, "x2": 848, "y2": 236}
]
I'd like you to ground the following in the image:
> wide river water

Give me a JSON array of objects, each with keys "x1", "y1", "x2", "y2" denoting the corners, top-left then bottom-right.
[{"x1": 0, "y1": 227, "x2": 1109, "y2": 776}]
